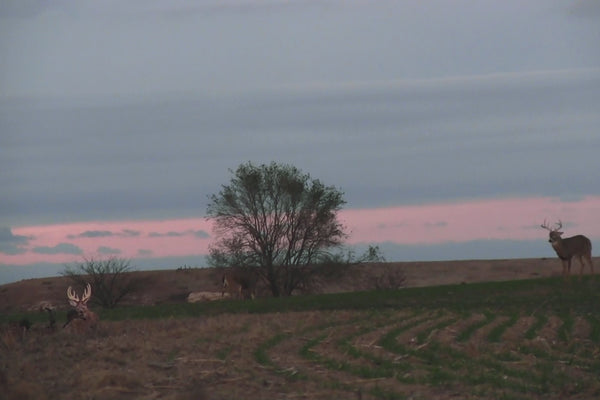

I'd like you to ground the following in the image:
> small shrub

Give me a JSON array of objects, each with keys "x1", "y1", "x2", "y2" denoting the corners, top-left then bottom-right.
[
  {"x1": 367, "y1": 267, "x2": 406, "y2": 290},
  {"x1": 62, "y1": 257, "x2": 146, "y2": 309}
]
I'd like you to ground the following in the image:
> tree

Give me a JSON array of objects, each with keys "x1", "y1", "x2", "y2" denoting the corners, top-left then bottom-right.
[
  {"x1": 62, "y1": 257, "x2": 142, "y2": 309},
  {"x1": 207, "y1": 162, "x2": 348, "y2": 296}
]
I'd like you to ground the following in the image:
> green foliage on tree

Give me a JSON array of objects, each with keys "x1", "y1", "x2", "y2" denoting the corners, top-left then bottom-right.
[
  {"x1": 62, "y1": 257, "x2": 143, "y2": 309},
  {"x1": 206, "y1": 162, "x2": 348, "y2": 296}
]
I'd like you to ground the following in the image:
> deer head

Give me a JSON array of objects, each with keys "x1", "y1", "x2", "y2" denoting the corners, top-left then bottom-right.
[
  {"x1": 540, "y1": 219, "x2": 563, "y2": 244},
  {"x1": 66, "y1": 283, "x2": 93, "y2": 321}
]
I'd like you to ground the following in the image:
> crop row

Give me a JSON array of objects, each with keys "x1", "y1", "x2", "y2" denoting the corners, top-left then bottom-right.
[{"x1": 255, "y1": 308, "x2": 600, "y2": 400}]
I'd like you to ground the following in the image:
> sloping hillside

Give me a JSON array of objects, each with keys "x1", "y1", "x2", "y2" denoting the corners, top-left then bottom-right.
[{"x1": 0, "y1": 257, "x2": 570, "y2": 314}]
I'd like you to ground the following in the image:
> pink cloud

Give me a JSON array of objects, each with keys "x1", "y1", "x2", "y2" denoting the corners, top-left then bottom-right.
[
  {"x1": 342, "y1": 196, "x2": 600, "y2": 245},
  {"x1": 3, "y1": 219, "x2": 213, "y2": 266},
  {"x1": 3, "y1": 196, "x2": 600, "y2": 266}
]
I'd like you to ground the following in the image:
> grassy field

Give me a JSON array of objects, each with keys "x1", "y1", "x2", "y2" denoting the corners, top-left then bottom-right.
[{"x1": 2, "y1": 276, "x2": 600, "y2": 399}]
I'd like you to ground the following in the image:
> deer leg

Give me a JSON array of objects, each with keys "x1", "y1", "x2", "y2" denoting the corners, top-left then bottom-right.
[{"x1": 561, "y1": 259, "x2": 570, "y2": 280}]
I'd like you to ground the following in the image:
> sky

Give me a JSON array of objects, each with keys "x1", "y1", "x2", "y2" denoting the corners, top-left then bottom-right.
[{"x1": 1, "y1": 0, "x2": 600, "y2": 285}]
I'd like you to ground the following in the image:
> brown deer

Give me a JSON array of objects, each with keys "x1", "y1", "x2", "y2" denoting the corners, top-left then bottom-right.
[
  {"x1": 221, "y1": 270, "x2": 256, "y2": 300},
  {"x1": 64, "y1": 283, "x2": 98, "y2": 332},
  {"x1": 541, "y1": 220, "x2": 594, "y2": 279}
]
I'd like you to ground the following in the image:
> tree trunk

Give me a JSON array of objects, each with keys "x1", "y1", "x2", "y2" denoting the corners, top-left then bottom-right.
[{"x1": 266, "y1": 266, "x2": 280, "y2": 297}]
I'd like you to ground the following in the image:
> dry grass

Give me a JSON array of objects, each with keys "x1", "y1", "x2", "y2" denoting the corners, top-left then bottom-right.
[
  {"x1": 2, "y1": 258, "x2": 599, "y2": 399},
  {"x1": 3, "y1": 287, "x2": 600, "y2": 399}
]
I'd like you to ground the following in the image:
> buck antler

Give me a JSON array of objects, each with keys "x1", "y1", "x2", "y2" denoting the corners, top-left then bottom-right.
[
  {"x1": 541, "y1": 219, "x2": 562, "y2": 232},
  {"x1": 64, "y1": 283, "x2": 98, "y2": 332},
  {"x1": 67, "y1": 283, "x2": 92, "y2": 304},
  {"x1": 541, "y1": 219, "x2": 552, "y2": 231},
  {"x1": 67, "y1": 286, "x2": 80, "y2": 304},
  {"x1": 81, "y1": 283, "x2": 92, "y2": 303},
  {"x1": 555, "y1": 220, "x2": 563, "y2": 232}
]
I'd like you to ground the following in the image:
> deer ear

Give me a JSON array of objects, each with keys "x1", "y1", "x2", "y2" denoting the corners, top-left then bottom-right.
[
  {"x1": 68, "y1": 300, "x2": 78, "y2": 307},
  {"x1": 557, "y1": 231, "x2": 564, "y2": 235}
]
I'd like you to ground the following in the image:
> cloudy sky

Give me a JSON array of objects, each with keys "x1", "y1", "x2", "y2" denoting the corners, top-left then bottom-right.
[{"x1": 1, "y1": 0, "x2": 600, "y2": 284}]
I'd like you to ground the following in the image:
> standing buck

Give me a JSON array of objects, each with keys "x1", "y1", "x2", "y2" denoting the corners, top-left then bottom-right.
[
  {"x1": 221, "y1": 271, "x2": 256, "y2": 300},
  {"x1": 541, "y1": 220, "x2": 594, "y2": 279},
  {"x1": 64, "y1": 283, "x2": 98, "y2": 332}
]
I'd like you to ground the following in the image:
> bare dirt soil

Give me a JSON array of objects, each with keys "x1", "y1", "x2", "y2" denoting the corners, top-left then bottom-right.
[{"x1": 1, "y1": 258, "x2": 598, "y2": 400}]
